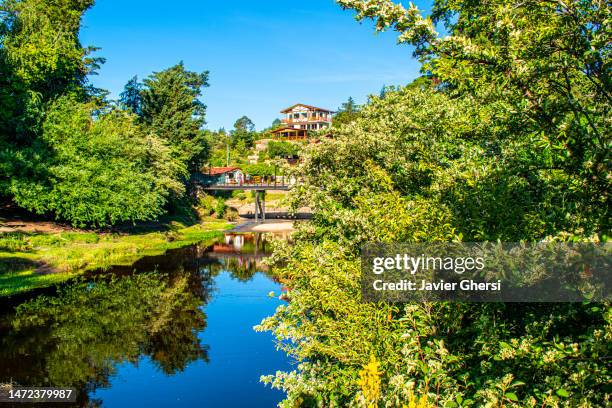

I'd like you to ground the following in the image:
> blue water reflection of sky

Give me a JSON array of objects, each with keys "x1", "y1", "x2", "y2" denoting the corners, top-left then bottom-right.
[{"x1": 91, "y1": 272, "x2": 289, "y2": 407}]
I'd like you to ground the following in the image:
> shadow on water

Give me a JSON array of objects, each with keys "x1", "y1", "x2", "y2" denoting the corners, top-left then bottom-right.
[{"x1": 0, "y1": 232, "x2": 288, "y2": 408}]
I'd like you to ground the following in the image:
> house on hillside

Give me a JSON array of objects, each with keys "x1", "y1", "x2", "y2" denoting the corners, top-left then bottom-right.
[
  {"x1": 201, "y1": 166, "x2": 244, "y2": 185},
  {"x1": 271, "y1": 104, "x2": 334, "y2": 140}
]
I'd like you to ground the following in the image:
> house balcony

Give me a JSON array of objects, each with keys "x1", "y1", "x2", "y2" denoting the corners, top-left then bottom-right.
[{"x1": 282, "y1": 117, "x2": 332, "y2": 124}]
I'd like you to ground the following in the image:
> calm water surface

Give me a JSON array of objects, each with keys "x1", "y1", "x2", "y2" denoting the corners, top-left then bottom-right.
[{"x1": 0, "y1": 232, "x2": 291, "y2": 407}]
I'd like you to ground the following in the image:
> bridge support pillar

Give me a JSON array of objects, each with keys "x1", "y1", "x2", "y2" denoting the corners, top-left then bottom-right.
[
  {"x1": 254, "y1": 190, "x2": 265, "y2": 223},
  {"x1": 254, "y1": 191, "x2": 258, "y2": 222}
]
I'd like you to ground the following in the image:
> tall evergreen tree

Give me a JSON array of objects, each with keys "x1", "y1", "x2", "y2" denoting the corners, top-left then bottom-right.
[
  {"x1": 120, "y1": 75, "x2": 143, "y2": 115},
  {"x1": 140, "y1": 62, "x2": 210, "y2": 174},
  {"x1": 333, "y1": 96, "x2": 360, "y2": 127},
  {"x1": 231, "y1": 116, "x2": 255, "y2": 148}
]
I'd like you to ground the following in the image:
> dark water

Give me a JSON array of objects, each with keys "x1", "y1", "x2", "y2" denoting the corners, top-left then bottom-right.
[{"x1": 0, "y1": 232, "x2": 291, "y2": 407}]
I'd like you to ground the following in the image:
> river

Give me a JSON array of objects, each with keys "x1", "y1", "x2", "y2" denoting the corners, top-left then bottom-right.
[{"x1": 0, "y1": 232, "x2": 291, "y2": 407}]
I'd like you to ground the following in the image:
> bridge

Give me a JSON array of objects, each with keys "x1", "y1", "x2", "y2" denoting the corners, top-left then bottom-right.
[
  {"x1": 198, "y1": 180, "x2": 292, "y2": 223},
  {"x1": 200, "y1": 181, "x2": 290, "y2": 191}
]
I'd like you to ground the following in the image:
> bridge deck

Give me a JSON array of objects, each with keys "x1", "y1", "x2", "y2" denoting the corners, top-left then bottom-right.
[{"x1": 202, "y1": 183, "x2": 290, "y2": 191}]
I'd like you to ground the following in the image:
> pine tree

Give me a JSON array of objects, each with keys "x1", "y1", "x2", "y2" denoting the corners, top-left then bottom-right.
[
  {"x1": 120, "y1": 76, "x2": 143, "y2": 115},
  {"x1": 140, "y1": 62, "x2": 210, "y2": 173}
]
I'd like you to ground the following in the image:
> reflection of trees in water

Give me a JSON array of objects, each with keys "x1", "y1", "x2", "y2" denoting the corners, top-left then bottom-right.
[
  {"x1": 0, "y1": 271, "x2": 211, "y2": 407},
  {"x1": 0, "y1": 232, "x2": 280, "y2": 407}
]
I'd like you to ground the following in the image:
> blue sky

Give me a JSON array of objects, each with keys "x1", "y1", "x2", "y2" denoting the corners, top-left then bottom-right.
[{"x1": 80, "y1": 0, "x2": 429, "y2": 131}]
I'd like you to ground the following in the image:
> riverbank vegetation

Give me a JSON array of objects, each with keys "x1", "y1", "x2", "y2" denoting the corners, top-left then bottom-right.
[
  {"x1": 0, "y1": 0, "x2": 242, "y2": 296},
  {"x1": 0, "y1": 0, "x2": 211, "y2": 227},
  {"x1": 0, "y1": 219, "x2": 230, "y2": 297},
  {"x1": 258, "y1": 1, "x2": 610, "y2": 407}
]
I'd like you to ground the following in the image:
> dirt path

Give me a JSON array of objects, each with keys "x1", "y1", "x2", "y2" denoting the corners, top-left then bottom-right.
[{"x1": 231, "y1": 220, "x2": 295, "y2": 233}]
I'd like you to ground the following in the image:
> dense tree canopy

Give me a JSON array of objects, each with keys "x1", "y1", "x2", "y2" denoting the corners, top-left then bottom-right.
[
  {"x1": 338, "y1": 0, "x2": 611, "y2": 236},
  {"x1": 0, "y1": 1, "x2": 211, "y2": 226},
  {"x1": 140, "y1": 63, "x2": 210, "y2": 174},
  {"x1": 258, "y1": 1, "x2": 611, "y2": 407},
  {"x1": 231, "y1": 115, "x2": 256, "y2": 149},
  {"x1": 333, "y1": 96, "x2": 361, "y2": 127},
  {"x1": 10, "y1": 97, "x2": 183, "y2": 227}
]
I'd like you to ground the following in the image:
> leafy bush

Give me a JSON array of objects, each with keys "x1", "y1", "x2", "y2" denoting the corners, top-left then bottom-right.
[
  {"x1": 258, "y1": 0, "x2": 611, "y2": 405},
  {"x1": 223, "y1": 207, "x2": 239, "y2": 222},
  {"x1": 198, "y1": 193, "x2": 217, "y2": 216},
  {"x1": 231, "y1": 190, "x2": 247, "y2": 201},
  {"x1": 267, "y1": 140, "x2": 300, "y2": 158},
  {"x1": 259, "y1": 240, "x2": 611, "y2": 407},
  {"x1": 242, "y1": 163, "x2": 275, "y2": 177},
  {"x1": 214, "y1": 198, "x2": 227, "y2": 219},
  {"x1": 10, "y1": 97, "x2": 183, "y2": 227}
]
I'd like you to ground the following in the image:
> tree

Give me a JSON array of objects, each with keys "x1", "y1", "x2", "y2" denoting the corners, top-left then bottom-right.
[
  {"x1": 140, "y1": 62, "x2": 210, "y2": 174},
  {"x1": 0, "y1": 0, "x2": 102, "y2": 197},
  {"x1": 267, "y1": 140, "x2": 300, "y2": 159},
  {"x1": 120, "y1": 75, "x2": 142, "y2": 115},
  {"x1": 0, "y1": 0, "x2": 102, "y2": 144},
  {"x1": 234, "y1": 115, "x2": 255, "y2": 132},
  {"x1": 10, "y1": 96, "x2": 183, "y2": 227},
  {"x1": 258, "y1": 1, "x2": 612, "y2": 406},
  {"x1": 333, "y1": 96, "x2": 361, "y2": 127},
  {"x1": 231, "y1": 115, "x2": 256, "y2": 149},
  {"x1": 338, "y1": 0, "x2": 611, "y2": 236}
]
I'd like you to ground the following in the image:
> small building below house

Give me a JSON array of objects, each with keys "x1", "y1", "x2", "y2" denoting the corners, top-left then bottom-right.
[
  {"x1": 201, "y1": 166, "x2": 244, "y2": 185},
  {"x1": 272, "y1": 103, "x2": 334, "y2": 140}
]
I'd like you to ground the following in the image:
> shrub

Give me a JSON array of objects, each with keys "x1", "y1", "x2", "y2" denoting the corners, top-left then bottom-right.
[
  {"x1": 198, "y1": 193, "x2": 217, "y2": 216},
  {"x1": 223, "y1": 208, "x2": 239, "y2": 222},
  {"x1": 10, "y1": 97, "x2": 184, "y2": 227},
  {"x1": 214, "y1": 198, "x2": 227, "y2": 219}
]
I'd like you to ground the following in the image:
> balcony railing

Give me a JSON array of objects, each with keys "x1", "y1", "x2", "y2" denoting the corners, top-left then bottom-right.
[{"x1": 282, "y1": 117, "x2": 332, "y2": 124}]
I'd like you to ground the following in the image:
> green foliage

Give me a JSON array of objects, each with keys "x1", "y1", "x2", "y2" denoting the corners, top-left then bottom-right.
[
  {"x1": 120, "y1": 75, "x2": 142, "y2": 114},
  {"x1": 0, "y1": 273, "x2": 208, "y2": 392},
  {"x1": 243, "y1": 163, "x2": 275, "y2": 177},
  {"x1": 198, "y1": 193, "x2": 217, "y2": 216},
  {"x1": 260, "y1": 240, "x2": 611, "y2": 407},
  {"x1": 333, "y1": 96, "x2": 361, "y2": 127},
  {"x1": 267, "y1": 140, "x2": 301, "y2": 158},
  {"x1": 1, "y1": 2, "x2": 213, "y2": 226},
  {"x1": 232, "y1": 190, "x2": 247, "y2": 200},
  {"x1": 214, "y1": 198, "x2": 227, "y2": 219},
  {"x1": 231, "y1": 115, "x2": 256, "y2": 149},
  {"x1": 0, "y1": 0, "x2": 100, "y2": 143},
  {"x1": 10, "y1": 96, "x2": 183, "y2": 226},
  {"x1": 259, "y1": 1, "x2": 612, "y2": 406},
  {"x1": 223, "y1": 207, "x2": 239, "y2": 221},
  {"x1": 338, "y1": 0, "x2": 611, "y2": 238},
  {"x1": 140, "y1": 62, "x2": 210, "y2": 173}
]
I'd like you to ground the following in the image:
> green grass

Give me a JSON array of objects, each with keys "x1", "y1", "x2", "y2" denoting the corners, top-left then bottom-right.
[{"x1": 0, "y1": 219, "x2": 232, "y2": 297}]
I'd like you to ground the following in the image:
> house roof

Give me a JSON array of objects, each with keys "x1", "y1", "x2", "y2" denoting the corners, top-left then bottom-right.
[
  {"x1": 207, "y1": 166, "x2": 241, "y2": 175},
  {"x1": 280, "y1": 104, "x2": 334, "y2": 114}
]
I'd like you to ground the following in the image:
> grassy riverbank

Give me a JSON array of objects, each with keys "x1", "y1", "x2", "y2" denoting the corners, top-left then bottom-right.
[{"x1": 0, "y1": 219, "x2": 232, "y2": 297}]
